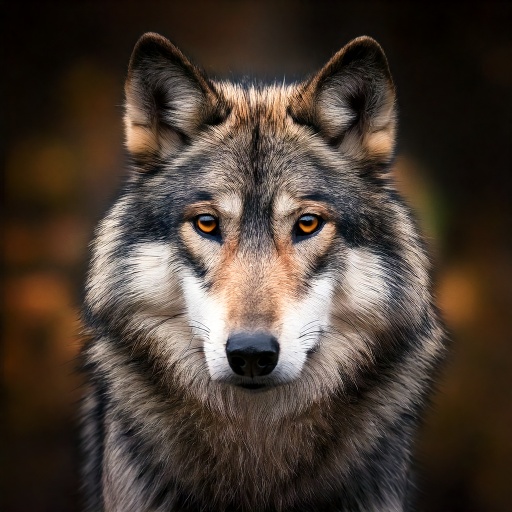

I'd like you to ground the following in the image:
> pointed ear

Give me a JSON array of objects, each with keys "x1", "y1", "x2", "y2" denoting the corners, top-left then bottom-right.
[
  {"x1": 124, "y1": 33, "x2": 228, "y2": 159},
  {"x1": 289, "y1": 36, "x2": 396, "y2": 163}
]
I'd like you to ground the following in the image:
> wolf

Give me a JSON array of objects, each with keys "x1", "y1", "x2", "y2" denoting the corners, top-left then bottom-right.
[{"x1": 81, "y1": 32, "x2": 446, "y2": 511}]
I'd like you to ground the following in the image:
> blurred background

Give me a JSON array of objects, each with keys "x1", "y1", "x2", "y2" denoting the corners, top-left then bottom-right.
[{"x1": 2, "y1": 1, "x2": 511, "y2": 511}]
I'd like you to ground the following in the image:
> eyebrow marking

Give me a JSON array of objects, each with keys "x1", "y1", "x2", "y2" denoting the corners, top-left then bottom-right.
[
  {"x1": 273, "y1": 192, "x2": 298, "y2": 217},
  {"x1": 217, "y1": 194, "x2": 243, "y2": 217},
  {"x1": 186, "y1": 192, "x2": 243, "y2": 219},
  {"x1": 191, "y1": 191, "x2": 214, "y2": 202},
  {"x1": 300, "y1": 192, "x2": 334, "y2": 203}
]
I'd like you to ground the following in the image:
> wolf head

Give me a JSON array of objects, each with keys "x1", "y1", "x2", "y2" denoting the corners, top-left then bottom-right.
[{"x1": 85, "y1": 33, "x2": 431, "y2": 414}]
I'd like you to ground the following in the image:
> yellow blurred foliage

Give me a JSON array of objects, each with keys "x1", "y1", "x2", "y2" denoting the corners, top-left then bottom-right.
[{"x1": 6, "y1": 140, "x2": 78, "y2": 202}]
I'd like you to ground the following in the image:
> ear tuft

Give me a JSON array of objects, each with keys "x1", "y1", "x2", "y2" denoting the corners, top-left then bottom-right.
[
  {"x1": 289, "y1": 36, "x2": 396, "y2": 163},
  {"x1": 124, "y1": 33, "x2": 227, "y2": 160}
]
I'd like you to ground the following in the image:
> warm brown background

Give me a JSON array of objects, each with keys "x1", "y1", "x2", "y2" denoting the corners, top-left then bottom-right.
[{"x1": 2, "y1": 1, "x2": 512, "y2": 511}]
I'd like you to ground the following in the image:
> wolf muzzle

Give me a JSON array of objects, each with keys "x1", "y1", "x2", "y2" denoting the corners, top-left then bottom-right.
[{"x1": 226, "y1": 333, "x2": 279, "y2": 377}]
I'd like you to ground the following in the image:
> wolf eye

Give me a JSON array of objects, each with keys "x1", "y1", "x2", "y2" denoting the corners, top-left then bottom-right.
[
  {"x1": 195, "y1": 214, "x2": 219, "y2": 235},
  {"x1": 294, "y1": 214, "x2": 322, "y2": 238}
]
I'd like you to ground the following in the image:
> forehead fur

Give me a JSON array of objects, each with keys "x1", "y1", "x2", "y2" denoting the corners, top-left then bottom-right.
[
  {"x1": 156, "y1": 82, "x2": 354, "y2": 198},
  {"x1": 214, "y1": 82, "x2": 295, "y2": 126}
]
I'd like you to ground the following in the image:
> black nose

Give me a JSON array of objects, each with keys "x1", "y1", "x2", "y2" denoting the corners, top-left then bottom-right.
[{"x1": 226, "y1": 332, "x2": 279, "y2": 377}]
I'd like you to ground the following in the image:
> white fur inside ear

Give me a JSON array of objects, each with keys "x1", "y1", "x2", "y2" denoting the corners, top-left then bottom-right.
[
  {"x1": 158, "y1": 67, "x2": 204, "y2": 132},
  {"x1": 316, "y1": 76, "x2": 396, "y2": 161},
  {"x1": 317, "y1": 83, "x2": 357, "y2": 139}
]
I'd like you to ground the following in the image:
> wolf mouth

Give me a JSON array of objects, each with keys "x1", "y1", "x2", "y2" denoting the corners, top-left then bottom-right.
[{"x1": 237, "y1": 383, "x2": 269, "y2": 391}]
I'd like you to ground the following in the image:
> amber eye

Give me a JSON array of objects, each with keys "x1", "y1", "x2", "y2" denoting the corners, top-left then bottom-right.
[
  {"x1": 195, "y1": 214, "x2": 219, "y2": 235},
  {"x1": 295, "y1": 214, "x2": 322, "y2": 237}
]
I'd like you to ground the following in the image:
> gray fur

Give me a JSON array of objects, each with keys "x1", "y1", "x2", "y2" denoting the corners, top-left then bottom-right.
[{"x1": 81, "y1": 32, "x2": 446, "y2": 511}]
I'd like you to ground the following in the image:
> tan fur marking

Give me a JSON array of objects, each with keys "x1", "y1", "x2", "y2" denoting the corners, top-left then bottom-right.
[
  {"x1": 124, "y1": 123, "x2": 159, "y2": 155},
  {"x1": 365, "y1": 126, "x2": 396, "y2": 159}
]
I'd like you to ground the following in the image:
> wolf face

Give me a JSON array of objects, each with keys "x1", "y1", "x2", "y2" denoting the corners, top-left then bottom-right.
[{"x1": 82, "y1": 33, "x2": 445, "y2": 511}]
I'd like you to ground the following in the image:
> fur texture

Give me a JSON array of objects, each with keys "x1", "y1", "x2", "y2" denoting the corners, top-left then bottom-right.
[{"x1": 81, "y1": 32, "x2": 446, "y2": 511}]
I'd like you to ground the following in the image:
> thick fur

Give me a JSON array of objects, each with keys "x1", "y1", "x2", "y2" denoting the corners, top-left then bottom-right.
[{"x1": 81, "y1": 33, "x2": 446, "y2": 512}]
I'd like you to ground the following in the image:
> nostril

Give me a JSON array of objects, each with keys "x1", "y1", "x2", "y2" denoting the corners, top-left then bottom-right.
[
  {"x1": 226, "y1": 332, "x2": 280, "y2": 377},
  {"x1": 231, "y1": 356, "x2": 246, "y2": 368},
  {"x1": 257, "y1": 356, "x2": 272, "y2": 367}
]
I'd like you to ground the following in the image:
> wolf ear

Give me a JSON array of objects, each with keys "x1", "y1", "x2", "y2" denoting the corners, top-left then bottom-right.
[
  {"x1": 124, "y1": 33, "x2": 227, "y2": 159},
  {"x1": 289, "y1": 36, "x2": 396, "y2": 163}
]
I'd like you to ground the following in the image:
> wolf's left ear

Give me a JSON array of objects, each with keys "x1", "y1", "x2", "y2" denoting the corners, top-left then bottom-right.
[
  {"x1": 289, "y1": 36, "x2": 396, "y2": 163},
  {"x1": 124, "y1": 33, "x2": 228, "y2": 159}
]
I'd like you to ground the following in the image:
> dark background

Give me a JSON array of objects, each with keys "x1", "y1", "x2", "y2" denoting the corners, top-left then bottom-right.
[{"x1": 2, "y1": 1, "x2": 512, "y2": 511}]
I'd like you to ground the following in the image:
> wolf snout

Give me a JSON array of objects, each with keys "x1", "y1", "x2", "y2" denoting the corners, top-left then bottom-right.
[{"x1": 226, "y1": 332, "x2": 279, "y2": 377}]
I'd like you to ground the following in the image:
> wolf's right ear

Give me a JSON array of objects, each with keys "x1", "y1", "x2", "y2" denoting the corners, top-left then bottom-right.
[{"x1": 124, "y1": 33, "x2": 227, "y2": 159}]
